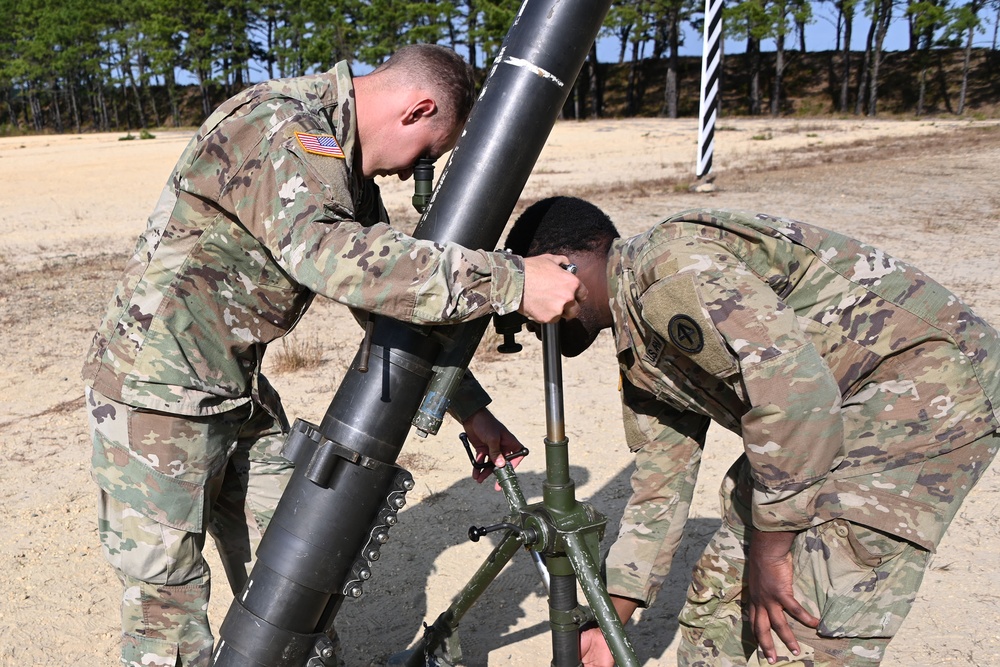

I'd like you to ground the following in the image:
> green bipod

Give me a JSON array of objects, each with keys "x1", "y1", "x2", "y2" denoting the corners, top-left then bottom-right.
[{"x1": 390, "y1": 318, "x2": 639, "y2": 667}]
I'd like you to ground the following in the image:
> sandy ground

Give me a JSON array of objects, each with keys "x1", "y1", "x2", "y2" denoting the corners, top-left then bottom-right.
[{"x1": 1, "y1": 116, "x2": 999, "y2": 666}]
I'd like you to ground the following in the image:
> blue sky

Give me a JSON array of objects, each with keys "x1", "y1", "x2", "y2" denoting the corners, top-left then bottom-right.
[{"x1": 595, "y1": 3, "x2": 999, "y2": 60}]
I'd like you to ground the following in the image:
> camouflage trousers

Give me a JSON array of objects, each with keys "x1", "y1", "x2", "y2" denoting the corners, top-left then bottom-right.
[
  {"x1": 86, "y1": 387, "x2": 293, "y2": 666},
  {"x1": 677, "y1": 457, "x2": 931, "y2": 667}
]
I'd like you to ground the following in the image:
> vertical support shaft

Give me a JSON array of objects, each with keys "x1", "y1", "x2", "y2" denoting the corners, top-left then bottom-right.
[
  {"x1": 542, "y1": 322, "x2": 574, "y2": 516},
  {"x1": 549, "y1": 568, "x2": 581, "y2": 667},
  {"x1": 539, "y1": 322, "x2": 639, "y2": 667},
  {"x1": 540, "y1": 322, "x2": 580, "y2": 667},
  {"x1": 543, "y1": 322, "x2": 567, "y2": 444}
]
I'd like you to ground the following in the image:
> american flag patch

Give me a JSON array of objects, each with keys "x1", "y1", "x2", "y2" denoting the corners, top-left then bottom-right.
[{"x1": 295, "y1": 132, "x2": 345, "y2": 159}]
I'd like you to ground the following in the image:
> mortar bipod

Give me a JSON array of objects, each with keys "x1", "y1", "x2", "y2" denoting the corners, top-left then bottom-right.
[
  {"x1": 387, "y1": 450, "x2": 539, "y2": 667},
  {"x1": 389, "y1": 320, "x2": 639, "y2": 667}
]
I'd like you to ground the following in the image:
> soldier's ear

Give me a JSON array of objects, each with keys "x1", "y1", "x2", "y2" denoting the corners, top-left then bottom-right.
[{"x1": 402, "y1": 97, "x2": 438, "y2": 125}]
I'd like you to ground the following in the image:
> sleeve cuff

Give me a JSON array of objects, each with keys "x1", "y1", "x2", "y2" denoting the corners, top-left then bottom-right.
[
  {"x1": 488, "y1": 251, "x2": 524, "y2": 316},
  {"x1": 447, "y1": 370, "x2": 493, "y2": 423},
  {"x1": 751, "y1": 477, "x2": 824, "y2": 532}
]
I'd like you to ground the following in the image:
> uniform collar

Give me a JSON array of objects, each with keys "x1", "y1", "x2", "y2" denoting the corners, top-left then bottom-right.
[
  {"x1": 329, "y1": 61, "x2": 358, "y2": 176},
  {"x1": 607, "y1": 237, "x2": 634, "y2": 356}
]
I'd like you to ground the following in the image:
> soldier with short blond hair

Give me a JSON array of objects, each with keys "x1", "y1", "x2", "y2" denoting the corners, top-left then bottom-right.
[
  {"x1": 83, "y1": 45, "x2": 583, "y2": 667},
  {"x1": 504, "y1": 197, "x2": 1000, "y2": 667}
]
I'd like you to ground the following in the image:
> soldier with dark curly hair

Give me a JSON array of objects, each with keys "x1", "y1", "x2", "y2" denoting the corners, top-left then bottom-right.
[{"x1": 505, "y1": 196, "x2": 1000, "y2": 667}]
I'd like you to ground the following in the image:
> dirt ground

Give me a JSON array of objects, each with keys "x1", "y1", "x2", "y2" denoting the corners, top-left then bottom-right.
[{"x1": 1, "y1": 116, "x2": 999, "y2": 666}]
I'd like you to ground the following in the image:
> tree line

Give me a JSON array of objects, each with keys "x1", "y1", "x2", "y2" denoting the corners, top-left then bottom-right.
[{"x1": 1, "y1": 0, "x2": 997, "y2": 135}]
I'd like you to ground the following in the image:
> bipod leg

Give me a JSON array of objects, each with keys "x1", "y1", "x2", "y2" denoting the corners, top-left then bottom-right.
[
  {"x1": 563, "y1": 533, "x2": 639, "y2": 667},
  {"x1": 393, "y1": 528, "x2": 522, "y2": 667},
  {"x1": 392, "y1": 458, "x2": 538, "y2": 667}
]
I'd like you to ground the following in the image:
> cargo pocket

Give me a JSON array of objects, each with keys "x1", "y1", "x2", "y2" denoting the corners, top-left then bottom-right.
[
  {"x1": 680, "y1": 519, "x2": 747, "y2": 629},
  {"x1": 679, "y1": 520, "x2": 752, "y2": 662},
  {"x1": 89, "y1": 398, "x2": 247, "y2": 533},
  {"x1": 92, "y1": 426, "x2": 207, "y2": 533},
  {"x1": 802, "y1": 520, "x2": 928, "y2": 639},
  {"x1": 121, "y1": 632, "x2": 179, "y2": 667}
]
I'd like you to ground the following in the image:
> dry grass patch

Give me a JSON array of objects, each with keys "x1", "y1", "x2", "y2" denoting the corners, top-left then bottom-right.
[
  {"x1": 396, "y1": 451, "x2": 440, "y2": 473},
  {"x1": 271, "y1": 336, "x2": 325, "y2": 373}
]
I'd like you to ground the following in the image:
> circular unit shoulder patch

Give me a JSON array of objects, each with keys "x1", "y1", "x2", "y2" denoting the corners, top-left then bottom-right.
[{"x1": 667, "y1": 314, "x2": 704, "y2": 354}]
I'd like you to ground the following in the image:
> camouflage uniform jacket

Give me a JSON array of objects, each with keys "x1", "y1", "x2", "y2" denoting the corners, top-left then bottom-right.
[
  {"x1": 83, "y1": 62, "x2": 523, "y2": 417},
  {"x1": 607, "y1": 209, "x2": 1000, "y2": 597}
]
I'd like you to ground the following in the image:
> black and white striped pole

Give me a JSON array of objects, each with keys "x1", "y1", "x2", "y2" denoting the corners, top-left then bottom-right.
[{"x1": 696, "y1": 0, "x2": 723, "y2": 178}]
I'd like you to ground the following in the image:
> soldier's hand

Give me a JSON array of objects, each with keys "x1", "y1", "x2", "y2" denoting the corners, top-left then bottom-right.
[
  {"x1": 462, "y1": 408, "x2": 527, "y2": 487},
  {"x1": 579, "y1": 626, "x2": 614, "y2": 667},
  {"x1": 747, "y1": 529, "x2": 820, "y2": 664},
  {"x1": 520, "y1": 255, "x2": 587, "y2": 323}
]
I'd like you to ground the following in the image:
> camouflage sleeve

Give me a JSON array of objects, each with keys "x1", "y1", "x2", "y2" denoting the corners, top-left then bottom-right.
[
  {"x1": 604, "y1": 379, "x2": 710, "y2": 606},
  {"x1": 447, "y1": 371, "x2": 492, "y2": 423},
  {"x1": 213, "y1": 104, "x2": 524, "y2": 325},
  {"x1": 684, "y1": 257, "x2": 845, "y2": 533}
]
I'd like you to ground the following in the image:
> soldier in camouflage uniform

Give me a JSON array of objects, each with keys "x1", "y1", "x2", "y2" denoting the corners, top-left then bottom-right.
[
  {"x1": 83, "y1": 46, "x2": 583, "y2": 667},
  {"x1": 504, "y1": 197, "x2": 1000, "y2": 666}
]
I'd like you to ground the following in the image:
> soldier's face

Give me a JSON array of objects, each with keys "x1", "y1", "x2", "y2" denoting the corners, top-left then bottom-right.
[
  {"x1": 561, "y1": 252, "x2": 612, "y2": 357},
  {"x1": 560, "y1": 297, "x2": 608, "y2": 357},
  {"x1": 527, "y1": 308, "x2": 602, "y2": 358},
  {"x1": 528, "y1": 251, "x2": 610, "y2": 358},
  {"x1": 375, "y1": 118, "x2": 461, "y2": 181}
]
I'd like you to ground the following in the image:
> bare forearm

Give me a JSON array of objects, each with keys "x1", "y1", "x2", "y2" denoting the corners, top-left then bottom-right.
[{"x1": 610, "y1": 595, "x2": 640, "y2": 625}]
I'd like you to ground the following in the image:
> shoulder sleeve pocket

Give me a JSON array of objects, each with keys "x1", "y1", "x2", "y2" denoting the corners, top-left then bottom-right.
[{"x1": 638, "y1": 272, "x2": 738, "y2": 379}]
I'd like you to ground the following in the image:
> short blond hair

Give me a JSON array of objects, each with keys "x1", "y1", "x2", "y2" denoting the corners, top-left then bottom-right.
[{"x1": 371, "y1": 44, "x2": 475, "y2": 126}]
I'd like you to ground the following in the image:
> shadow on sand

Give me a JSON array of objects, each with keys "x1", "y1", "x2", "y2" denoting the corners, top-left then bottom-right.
[{"x1": 337, "y1": 461, "x2": 721, "y2": 665}]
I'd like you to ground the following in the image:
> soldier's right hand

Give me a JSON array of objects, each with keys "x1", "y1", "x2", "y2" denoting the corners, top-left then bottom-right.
[{"x1": 520, "y1": 255, "x2": 586, "y2": 323}]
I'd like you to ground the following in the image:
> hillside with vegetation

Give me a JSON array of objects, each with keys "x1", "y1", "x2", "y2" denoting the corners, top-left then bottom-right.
[
  {"x1": 1, "y1": 0, "x2": 998, "y2": 135},
  {"x1": 582, "y1": 46, "x2": 1000, "y2": 119}
]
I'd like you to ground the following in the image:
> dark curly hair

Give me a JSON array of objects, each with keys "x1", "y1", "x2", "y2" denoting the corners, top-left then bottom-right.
[{"x1": 505, "y1": 197, "x2": 620, "y2": 257}]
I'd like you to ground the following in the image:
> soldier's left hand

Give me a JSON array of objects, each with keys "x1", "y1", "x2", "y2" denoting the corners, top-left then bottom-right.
[
  {"x1": 747, "y1": 529, "x2": 820, "y2": 664},
  {"x1": 462, "y1": 408, "x2": 527, "y2": 486},
  {"x1": 579, "y1": 625, "x2": 615, "y2": 667}
]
